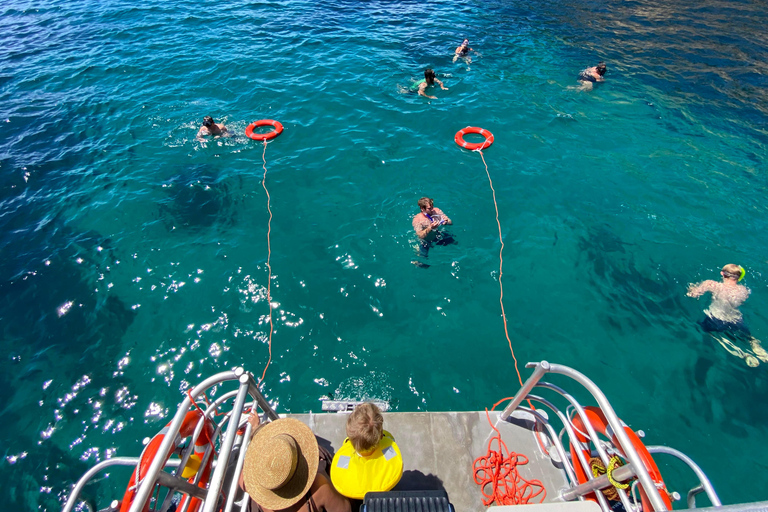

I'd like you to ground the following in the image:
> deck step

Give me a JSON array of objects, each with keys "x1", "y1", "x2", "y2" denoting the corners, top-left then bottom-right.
[{"x1": 363, "y1": 490, "x2": 455, "y2": 512}]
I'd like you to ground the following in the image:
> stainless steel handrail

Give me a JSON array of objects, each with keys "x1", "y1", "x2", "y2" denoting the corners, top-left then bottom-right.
[
  {"x1": 499, "y1": 361, "x2": 721, "y2": 512},
  {"x1": 646, "y1": 445, "x2": 721, "y2": 507}
]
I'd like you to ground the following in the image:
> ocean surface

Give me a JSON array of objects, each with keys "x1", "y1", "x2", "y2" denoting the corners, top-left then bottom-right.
[{"x1": 2, "y1": 0, "x2": 768, "y2": 509}]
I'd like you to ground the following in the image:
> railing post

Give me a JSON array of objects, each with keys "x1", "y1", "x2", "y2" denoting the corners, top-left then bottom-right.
[{"x1": 499, "y1": 361, "x2": 550, "y2": 421}]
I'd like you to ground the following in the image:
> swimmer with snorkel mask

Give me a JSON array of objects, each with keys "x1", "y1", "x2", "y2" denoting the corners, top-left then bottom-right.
[
  {"x1": 411, "y1": 197, "x2": 454, "y2": 267},
  {"x1": 196, "y1": 116, "x2": 229, "y2": 141},
  {"x1": 688, "y1": 264, "x2": 768, "y2": 366}
]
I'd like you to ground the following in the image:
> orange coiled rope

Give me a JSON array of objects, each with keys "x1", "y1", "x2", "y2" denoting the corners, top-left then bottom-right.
[
  {"x1": 259, "y1": 140, "x2": 274, "y2": 385},
  {"x1": 473, "y1": 397, "x2": 546, "y2": 505}
]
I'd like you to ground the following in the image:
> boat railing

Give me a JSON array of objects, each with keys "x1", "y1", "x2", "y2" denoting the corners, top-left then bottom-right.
[
  {"x1": 62, "y1": 367, "x2": 277, "y2": 512},
  {"x1": 499, "y1": 361, "x2": 721, "y2": 512}
]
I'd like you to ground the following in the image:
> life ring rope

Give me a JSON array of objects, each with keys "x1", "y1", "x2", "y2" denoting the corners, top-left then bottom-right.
[{"x1": 245, "y1": 119, "x2": 283, "y2": 141}]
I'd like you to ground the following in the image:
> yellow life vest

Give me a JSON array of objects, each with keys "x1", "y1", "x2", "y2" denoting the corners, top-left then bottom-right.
[{"x1": 330, "y1": 430, "x2": 403, "y2": 499}]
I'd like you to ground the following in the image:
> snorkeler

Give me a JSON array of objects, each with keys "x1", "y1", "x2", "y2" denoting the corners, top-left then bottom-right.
[
  {"x1": 577, "y1": 62, "x2": 607, "y2": 90},
  {"x1": 415, "y1": 69, "x2": 448, "y2": 99},
  {"x1": 196, "y1": 116, "x2": 229, "y2": 141},
  {"x1": 412, "y1": 197, "x2": 454, "y2": 266},
  {"x1": 452, "y1": 39, "x2": 475, "y2": 66},
  {"x1": 687, "y1": 264, "x2": 768, "y2": 365}
]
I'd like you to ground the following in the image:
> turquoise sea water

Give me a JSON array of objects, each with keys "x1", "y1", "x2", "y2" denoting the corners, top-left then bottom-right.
[{"x1": 2, "y1": 0, "x2": 768, "y2": 509}]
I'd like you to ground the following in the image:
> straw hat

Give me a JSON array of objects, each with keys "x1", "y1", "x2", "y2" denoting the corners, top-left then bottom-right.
[{"x1": 243, "y1": 418, "x2": 319, "y2": 510}]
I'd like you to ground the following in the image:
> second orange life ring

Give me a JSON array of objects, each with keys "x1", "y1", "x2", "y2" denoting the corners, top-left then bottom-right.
[
  {"x1": 568, "y1": 406, "x2": 671, "y2": 512},
  {"x1": 120, "y1": 410, "x2": 215, "y2": 512}
]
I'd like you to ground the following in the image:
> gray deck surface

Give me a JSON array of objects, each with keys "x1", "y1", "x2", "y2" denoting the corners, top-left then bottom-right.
[{"x1": 286, "y1": 410, "x2": 568, "y2": 512}]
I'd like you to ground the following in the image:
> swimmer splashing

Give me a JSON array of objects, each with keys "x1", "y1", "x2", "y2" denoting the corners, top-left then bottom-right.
[{"x1": 687, "y1": 264, "x2": 768, "y2": 366}]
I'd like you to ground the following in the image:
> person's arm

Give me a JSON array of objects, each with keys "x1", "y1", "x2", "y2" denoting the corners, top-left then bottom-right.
[
  {"x1": 687, "y1": 280, "x2": 717, "y2": 298},
  {"x1": 413, "y1": 217, "x2": 436, "y2": 238},
  {"x1": 314, "y1": 474, "x2": 351, "y2": 512},
  {"x1": 433, "y1": 208, "x2": 452, "y2": 225},
  {"x1": 435, "y1": 78, "x2": 448, "y2": 90},
  {"x1": 196, "y1": 127, "x2": 208, "y2": 141},
  {"x1": 417, "y1": 82, "x2": 436, "y2": 99}
]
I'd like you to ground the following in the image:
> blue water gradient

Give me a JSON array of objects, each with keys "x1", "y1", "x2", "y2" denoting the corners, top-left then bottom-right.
[{"x1": 2, "y1": 0, "x2": 767, "y2": 509}]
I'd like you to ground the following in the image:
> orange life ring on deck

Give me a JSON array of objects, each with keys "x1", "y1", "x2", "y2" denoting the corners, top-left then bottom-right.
[
  {"x1": 454, "y1": 126, "x2": 494, "y2": 151},
  {"x1": 245, "y1": 119, "x2": 284, "y2": 141},
  {"x1": 120, "y1": 410, "x2": 215, "y2": 512},
  {"x1": 568, "y1": 406, "x2": 671, "y2": 512}
]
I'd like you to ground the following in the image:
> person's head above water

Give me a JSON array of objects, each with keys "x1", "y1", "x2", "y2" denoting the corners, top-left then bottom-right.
[
  {"x1": 596, "y1": 62, "x2": 607, "y2": 76},
  {"x1": 461, "y1": 39, "x2": 469, "y2": 47},
  {"x1": 722, "y1": 264, "x2": 745, "y2": 281},
  {"x1": 418, "y1": 197, "x2": 434, "y2": 211},
  {"x1": 203, "y1": 116, "x2": 214, "y2": 128},
  {"x1": 424, "y1": 69, "x2": 436, "y2": 84}
]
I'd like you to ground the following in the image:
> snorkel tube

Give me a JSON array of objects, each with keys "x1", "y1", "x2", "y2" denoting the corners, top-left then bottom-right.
[{"x1": 739, "y1": 266, "x2": 746, "y2": 282}]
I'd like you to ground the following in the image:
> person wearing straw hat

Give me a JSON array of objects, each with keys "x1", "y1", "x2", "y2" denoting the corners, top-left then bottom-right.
[{"x1": 240, "y1": 415, "x2": 351, "y2": 512}]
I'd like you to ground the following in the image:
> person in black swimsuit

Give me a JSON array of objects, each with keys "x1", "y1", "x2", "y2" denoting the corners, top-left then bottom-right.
[
  {"x1": 577, "y1": 62, "x2": 607, "y2": 90},
  {"x1": 453, "y1": 39, "x2": 475, "y2": 66},
  {"x1": 240, "y1": 414, "x2": 350, "y2": 512}
]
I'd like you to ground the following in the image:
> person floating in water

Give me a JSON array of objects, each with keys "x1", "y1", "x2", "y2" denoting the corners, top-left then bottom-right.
[
  {"x1": 687, "y1": 264, "x2": 768, "y2": 366},
  {"x1": 577, "y1": 62, "x2": 607, "y2": 90},
  {"x1": 196, "y1": 116, "x2": 229, "y2": 141},
  {"x1": 452, "y1": 39, "x2": 475, "y2": 67},
  {"x1": 412, "y1": 197, "x2": 454, "y2": 267},
  {"x1": 415, "y1": 69, "x2": 448, "y2": 99}
]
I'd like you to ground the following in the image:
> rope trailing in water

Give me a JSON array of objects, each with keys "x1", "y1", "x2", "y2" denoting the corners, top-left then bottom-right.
[
  {"x1": 476, "y1": 148, "x2": 524, "y2": 388},
  {"x1": 590, "y1": 456, "x2": 630, "y2": 501},
  {"x1": 473, "y1": 397, "x2": 546, "y2": 505},
  {"x1": 260, "y1": 139, "x2": 274, "y2": 385}
]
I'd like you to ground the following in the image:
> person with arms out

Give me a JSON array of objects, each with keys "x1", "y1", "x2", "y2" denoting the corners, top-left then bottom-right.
[
  {"x1": 687, "y1": 263, "x2": 768, "y2": 366},
  {"x1": 330, "y1": 403, "x2": 403, "y2": 500},
  {"x1": 577, "y1": 62, "x2": 607, "y2": 90},
  {"x1": 196, "y1": 116, "x2": 229, "y2": 141},
  {"x1": 411, "y1": 197, "x2": 454, "y2": 266},
  {"x1": 240, "y1": 414, "x2": 351, "y2": 512},
  {"x1": 415, "y1": 69, "x2": 448, "y2": 99}
]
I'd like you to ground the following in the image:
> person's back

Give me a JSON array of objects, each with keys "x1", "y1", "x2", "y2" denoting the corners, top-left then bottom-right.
[
  {"x1": 688, "y1": 264, "x2": 750, "y2": 325},
  {"x1": 330, "y1": 403, "x2": 403, "y2": 500}
]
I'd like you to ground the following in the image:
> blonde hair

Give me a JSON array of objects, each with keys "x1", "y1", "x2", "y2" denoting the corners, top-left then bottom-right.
[
  {"x1": 346, "y1": 403, "x2": 383, "y2": 453},
  {"x1": 722, "y1": 264, "x2": 743, "y2": 280}
]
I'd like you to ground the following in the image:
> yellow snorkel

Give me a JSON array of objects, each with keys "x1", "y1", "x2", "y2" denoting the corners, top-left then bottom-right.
[{"x1": 739, "y1": 266, "x2": 746, "y2": 282}]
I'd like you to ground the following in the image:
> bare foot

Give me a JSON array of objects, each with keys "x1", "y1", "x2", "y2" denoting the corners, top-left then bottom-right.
[{"x1": 750, "y1": 338, "x2": 768, "y2": 363}]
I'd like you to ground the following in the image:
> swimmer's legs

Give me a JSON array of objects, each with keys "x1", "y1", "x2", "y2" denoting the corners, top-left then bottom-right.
[{"x1": 749, "y1": 337, "x2": 768, "y2": 363}]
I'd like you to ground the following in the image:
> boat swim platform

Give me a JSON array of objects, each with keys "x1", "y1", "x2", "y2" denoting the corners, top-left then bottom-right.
[{"x1": 286, "y1": 410, "x2": 568, "y2": 512}]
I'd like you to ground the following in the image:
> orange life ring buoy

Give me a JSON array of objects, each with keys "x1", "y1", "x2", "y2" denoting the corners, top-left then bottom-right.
[
  {"x1": 454, "y1": 126, "x2": 494, "y2": 151},
  {"x1": 569, "y1": 406, "x2": 671, "y2": 512},
  {"x1": 245, "y1": 119, "x2": 284, "y2": 141},
  {"x1": 120, "y1": 410, "x2": 215, "y2": 512}
]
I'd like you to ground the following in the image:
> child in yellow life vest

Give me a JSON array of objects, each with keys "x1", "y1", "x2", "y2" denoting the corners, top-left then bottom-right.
[{"x1": 330, "y1": 403, "x2": 403, "y2": 499}]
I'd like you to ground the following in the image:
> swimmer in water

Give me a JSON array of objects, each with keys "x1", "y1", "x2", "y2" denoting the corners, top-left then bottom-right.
[
  {"x1": 687, "y1": 264, "x2": 768, "y2": 366},
  {"x1": 412, "y1": 197, "x2": 454, "y2": 266},
  {"x1": 415, "y1": 69, "x2": 448, "y2": 100},
  {"x1": 576, "y1": 62, "x2": 607, "y2": 91},
  {"x1": 452, "y1": 39, "x2": 475, "y2": 67},
  {"x1": 196, "y1": 116, "x2": 229, "y2": 141}
]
